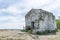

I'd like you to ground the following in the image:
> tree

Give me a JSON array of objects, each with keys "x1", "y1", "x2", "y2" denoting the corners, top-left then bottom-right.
[{"x1": 56, "y1": 16, "x2": 60, "y2": 30}]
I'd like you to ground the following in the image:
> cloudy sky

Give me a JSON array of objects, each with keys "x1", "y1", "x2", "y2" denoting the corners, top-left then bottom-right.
[{"x1": 0, "y1": 0, "x2": 60, "y2": 29}]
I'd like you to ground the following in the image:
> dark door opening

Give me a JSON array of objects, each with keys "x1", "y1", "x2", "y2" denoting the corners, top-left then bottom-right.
[{"x1": 31, "y1": 22, "x2": 34, "y2": 29}]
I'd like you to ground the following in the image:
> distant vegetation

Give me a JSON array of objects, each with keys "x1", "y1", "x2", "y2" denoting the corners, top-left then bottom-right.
[{"x1": 56, "y1": 16, "x2": 60, "y2": 31}]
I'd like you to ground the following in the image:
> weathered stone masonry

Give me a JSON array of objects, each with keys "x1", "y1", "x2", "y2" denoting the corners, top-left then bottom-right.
[{"x1": 25, "y1": 9, "x2": 57, "y2": 32}]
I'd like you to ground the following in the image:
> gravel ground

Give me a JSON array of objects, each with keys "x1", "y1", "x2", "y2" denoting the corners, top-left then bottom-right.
[{"x1": 0, "y1": 29, "x2": 60, "y2": 40}]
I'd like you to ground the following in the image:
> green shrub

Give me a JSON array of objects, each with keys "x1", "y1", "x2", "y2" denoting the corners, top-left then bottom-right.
[
  {"x1": 36, "y1": 31, "x2": 48, "y2": 35},
  {"x1": 56, "y1": 18, "x2": 60, "y2": 31},
  {"x1": 36, "y1": 30, "x2": 57, "y2": 35}
]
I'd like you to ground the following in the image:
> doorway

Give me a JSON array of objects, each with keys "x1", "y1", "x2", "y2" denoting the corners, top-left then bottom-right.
[{"x1": 31, "y1": 22, "x2": 34, "y2": 29}]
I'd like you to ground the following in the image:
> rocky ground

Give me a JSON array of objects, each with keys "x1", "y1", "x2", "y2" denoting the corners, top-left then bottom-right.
[{"x1": 0, "y1": 29, "x2": 60, "y2": 40}]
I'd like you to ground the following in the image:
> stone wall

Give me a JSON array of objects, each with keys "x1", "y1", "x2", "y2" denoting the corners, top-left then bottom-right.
[{"x1": 25, "y1": 9, "x2": 57, "y2": 32}]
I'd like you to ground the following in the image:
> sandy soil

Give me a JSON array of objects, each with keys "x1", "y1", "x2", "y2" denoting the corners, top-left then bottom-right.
[{"x1": 0, "y1": 29, "x2": 60, "y2": 40}]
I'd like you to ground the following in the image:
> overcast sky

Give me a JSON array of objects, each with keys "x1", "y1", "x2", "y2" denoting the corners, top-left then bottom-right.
[{"x1": 0, "y1": 0, "x2": 60, "y2": 29}]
